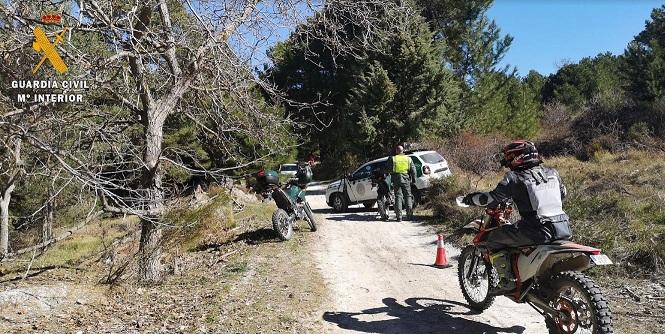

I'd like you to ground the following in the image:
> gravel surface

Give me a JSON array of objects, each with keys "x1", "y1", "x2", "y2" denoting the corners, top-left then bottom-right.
[{"x1": 306, "y1": 184, "x2": 547, "y2": 334}]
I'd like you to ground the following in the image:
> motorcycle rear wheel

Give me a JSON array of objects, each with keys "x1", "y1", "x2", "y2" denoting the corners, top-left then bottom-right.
[
  {"x1": 545, "y1": 271, "x2": 613, "y2": 334},
  {"x1": 272, "y1": 208, "x2": 293, "y2": 241},
  {"x1": 458, "y1": 246, "x2": 496, "y2": 311}
]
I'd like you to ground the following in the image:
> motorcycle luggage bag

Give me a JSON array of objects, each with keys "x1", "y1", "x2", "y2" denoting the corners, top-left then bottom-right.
[{"x1": 543, "y1": 214, "x2": 572, "y2": 241}]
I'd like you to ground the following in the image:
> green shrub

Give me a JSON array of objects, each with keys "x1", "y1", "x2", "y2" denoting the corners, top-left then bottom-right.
[
  {"x1": 550, "y1": 151, "x2": 665, "y2": 276},
  {"x1": 163, "y1": 187, "x2": 235, "y2": 251},
  {"x1": 425, "y1": 176, "x2": 479, "y2": 243},
  {"x1": 627, "y1": 121, "x2": 654, "y2": 142}
]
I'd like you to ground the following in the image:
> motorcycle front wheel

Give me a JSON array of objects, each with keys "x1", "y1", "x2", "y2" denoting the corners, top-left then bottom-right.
[
  {"x1": 272, "y1": 208, "x2": 294, "y2": 241},
  {"x1": 303, "y1": 201, "x2": 317, "y2": 232},
  {"x1": 545, "y1": 271, "x2": 613, "y2": 334},
  {"x1": 458, "y1": 246, "x2": 496, "y2": 311}
]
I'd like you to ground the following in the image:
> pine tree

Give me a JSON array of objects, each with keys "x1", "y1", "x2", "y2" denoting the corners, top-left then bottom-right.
[
  {"x1": 267, "y1": 4, "x2": 461, "y2": 169},
  {"x1": 622, "y1": 5, "x2": 665, "y2": 102}
]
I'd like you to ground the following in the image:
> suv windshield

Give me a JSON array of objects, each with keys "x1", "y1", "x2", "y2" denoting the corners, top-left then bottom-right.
[
  {"x1": 351, "y1": 161, "x2": 386, "y2": 180},
  {"x1": 280, "y1": 164, "x2": 297, "y2": 171},
  {"x1": 419, "y1": 152, "x2": 444, "y2": 164}
]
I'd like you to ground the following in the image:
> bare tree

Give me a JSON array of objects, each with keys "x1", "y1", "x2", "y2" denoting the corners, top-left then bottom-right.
[{"x1": 1, "y1": 0, "x2": 406, "y2": 282}]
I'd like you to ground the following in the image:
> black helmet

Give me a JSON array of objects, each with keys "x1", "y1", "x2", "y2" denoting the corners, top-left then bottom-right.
[{"x1": 501, "y1": 140, "x2": 541, "y2": 170}]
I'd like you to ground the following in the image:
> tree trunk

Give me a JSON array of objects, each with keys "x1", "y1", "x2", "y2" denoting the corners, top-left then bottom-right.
[
  {"x1": 42, "y1": 186, "x2": 54, "y2": 244},
  {"x1": 1, "y1": 138, "x2": 20, "y2": 258},
  {"x1": 138, "y1": 116, "x2": 166, "y2": 283},
  {"x1": 0, "y1": 186, "x2": 13, "y2": 258}
]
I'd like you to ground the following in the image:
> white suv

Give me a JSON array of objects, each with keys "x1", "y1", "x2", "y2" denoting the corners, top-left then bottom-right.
[{"x1": 325, "y1": 150, "x2": 452, "y2": 212}]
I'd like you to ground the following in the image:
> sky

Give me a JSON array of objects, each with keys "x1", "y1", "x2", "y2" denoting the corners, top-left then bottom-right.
[{"x1": 487, "y1": 1, "x2": 664, "y2": 76}]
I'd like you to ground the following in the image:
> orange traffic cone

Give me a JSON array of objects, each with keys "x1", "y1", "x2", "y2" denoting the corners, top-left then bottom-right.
[{"x1": 433, "y1": 234, "x2": 451, "y2": 268}]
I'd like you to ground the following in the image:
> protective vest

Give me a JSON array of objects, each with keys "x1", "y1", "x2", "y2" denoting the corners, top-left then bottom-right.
[
  {"x1": 521, "y1": 168, "x2": 565, "y2": 218},
  {"x1": 393, "y1": 154, "x2": 410, "y2": 173},
  {"x1": 470, "y1": 166, "x2": 567, "y2": 220}
]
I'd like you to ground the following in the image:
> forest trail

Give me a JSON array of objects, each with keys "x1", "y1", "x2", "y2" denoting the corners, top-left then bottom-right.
[{"x1": 306, "y1": 184, "x2": 546, "y2": 334}]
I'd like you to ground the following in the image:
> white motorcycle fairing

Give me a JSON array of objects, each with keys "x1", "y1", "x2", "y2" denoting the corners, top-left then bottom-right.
[{"x1": 516, "y1": 241, "x2": 612, "y2": 281}]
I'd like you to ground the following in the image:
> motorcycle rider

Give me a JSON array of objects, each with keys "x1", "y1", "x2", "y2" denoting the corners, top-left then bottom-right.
[{"x1": 462, "y1": 140, "x2": 572, "y2": 294}]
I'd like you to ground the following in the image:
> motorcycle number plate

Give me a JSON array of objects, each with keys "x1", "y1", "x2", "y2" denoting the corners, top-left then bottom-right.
[{"x1": 590, "y1": 254, "x2": 613, "y2": 266}]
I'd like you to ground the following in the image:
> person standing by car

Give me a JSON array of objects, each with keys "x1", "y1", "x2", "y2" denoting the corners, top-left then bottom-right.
[
  {"x1": 371, "y1": 168, "x2": 392, "y2": 221},
  {"x1": 387, "y1": 145, "x2": 417, "y2": 221}
]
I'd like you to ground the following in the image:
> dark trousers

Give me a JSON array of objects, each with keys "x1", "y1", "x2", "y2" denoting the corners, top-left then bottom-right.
[
  {"x1": 484, "y1": 220, "x2": 550, "y2": 250},
  {"x1": 391, "y1": 173, "x2": 412, "y2": 218}
]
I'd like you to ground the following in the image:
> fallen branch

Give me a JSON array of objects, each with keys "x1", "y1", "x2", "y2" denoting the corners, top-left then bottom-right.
[
  {"x1": 22, "y1": 249, "x2": 37, "y2": 280},
  {"x1": 214, "y1": 249, "x2": 239, "y2": 265},
  {"x1": 623, "y1": 287, "x2": 641, "y2": 302},
  {"x1": 84, "y1": 229, "x2": 141, "y2": 267},
  {"x1": 0, "y1": 265, "x2": 84, "y2": 283},
  {"x1": 2, "y1": 210, "x2": 103, "y2": 260},
  {"x1": 646, "y1": 295, "x2": 665, "y2": 300}
]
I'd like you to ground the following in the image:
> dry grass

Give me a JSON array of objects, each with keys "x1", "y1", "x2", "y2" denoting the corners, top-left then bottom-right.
[
  {"x1": 163, "y1": 186, "x2": 236, "y2": 252},
  {"x1": 426, "y1": 149, "x2": 665, "y2": 277},
  {"x1": 0, "y1": 217, "x2": 133, "y2": 276},
  {"x1": 549, "y1": 150, "x2": 665, "y2": 276},
  {"x1": 0, "y1": 189, "x2": 326, "y2": 332}
]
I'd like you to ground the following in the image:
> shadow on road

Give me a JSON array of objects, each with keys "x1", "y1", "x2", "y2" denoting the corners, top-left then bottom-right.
[
  {"x1": 233, "y1": 228, "x2": 280, "y2": 245},
  {"x1": 407, "y1": 262, "x2": 454, "y2": 269},
  {"x1": 323, "y1": 297, "x2": 526, "y2": 334},
  {"x1": 311, "y1": 207, "x2": 332, "y2": 214},
  {"x1": 325, "y1": 212, "x2": 383, "y2": 222},
  {"x1": 311, "y1": 206, "x2": 373, "y2": 214}
]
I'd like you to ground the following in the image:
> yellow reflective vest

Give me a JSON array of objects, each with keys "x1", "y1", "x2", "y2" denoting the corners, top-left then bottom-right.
[{"x1": 393, "y1": 154, "x2": 410, "y2": 174}]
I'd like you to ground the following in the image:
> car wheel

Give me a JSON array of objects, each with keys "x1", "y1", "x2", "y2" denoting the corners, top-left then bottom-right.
[
  {"x1": 362, "y1": 200, "x2": 376, "y2": 209},
  {"x1": 331, "y1": 193, "x2": 348, "y2": 212}
]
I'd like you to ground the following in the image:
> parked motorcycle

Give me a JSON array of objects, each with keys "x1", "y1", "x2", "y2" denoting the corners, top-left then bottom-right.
[
  {"x1": 454, "y1": 196, "x2": 614, "y2": 334},
  {"x1": 254, "y1": 165, "x2": 317, "y2": 240}
]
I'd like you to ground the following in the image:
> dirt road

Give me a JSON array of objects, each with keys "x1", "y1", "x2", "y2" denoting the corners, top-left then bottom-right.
[{"x1": 306, "y1": 185, "x2": 546, "y2": 334}]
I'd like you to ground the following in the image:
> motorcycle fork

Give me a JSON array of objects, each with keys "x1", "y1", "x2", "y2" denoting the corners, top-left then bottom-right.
[
  {"x1": 466, "y1": 248, "x2": 484, "y2": 280},
  {"x1": 512, "y1": 253, "x2": 522, "y2": 300}
]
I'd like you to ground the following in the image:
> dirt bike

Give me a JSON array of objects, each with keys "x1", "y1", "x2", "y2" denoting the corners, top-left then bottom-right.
[
  {"x1": 455, "y1": 196, "x2": 614, "y2": 334},
  {"x1": 255, "y1": 168, "x2": 317, "y2": 240}
]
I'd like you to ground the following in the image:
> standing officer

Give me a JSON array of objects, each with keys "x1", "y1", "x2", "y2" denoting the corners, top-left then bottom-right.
[{"x1": 387, "y1": 145, "x2": 417, "y2": 221}]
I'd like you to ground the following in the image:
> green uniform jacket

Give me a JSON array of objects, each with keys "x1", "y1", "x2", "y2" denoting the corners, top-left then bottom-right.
[{"x1": 386, "y1": 155, "x2": 417, "y2": 181}]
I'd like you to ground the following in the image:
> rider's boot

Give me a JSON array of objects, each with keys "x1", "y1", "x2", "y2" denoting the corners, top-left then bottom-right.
[
  {"x1": 489, "y1": 251, "x2": 517, "y2": 296},
  {"x1": 377, "y1": 195, "x2": 389, "y2": 221},
  {"x1": 406, "y1": 207, "x2": 414, "y2": 221}
]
